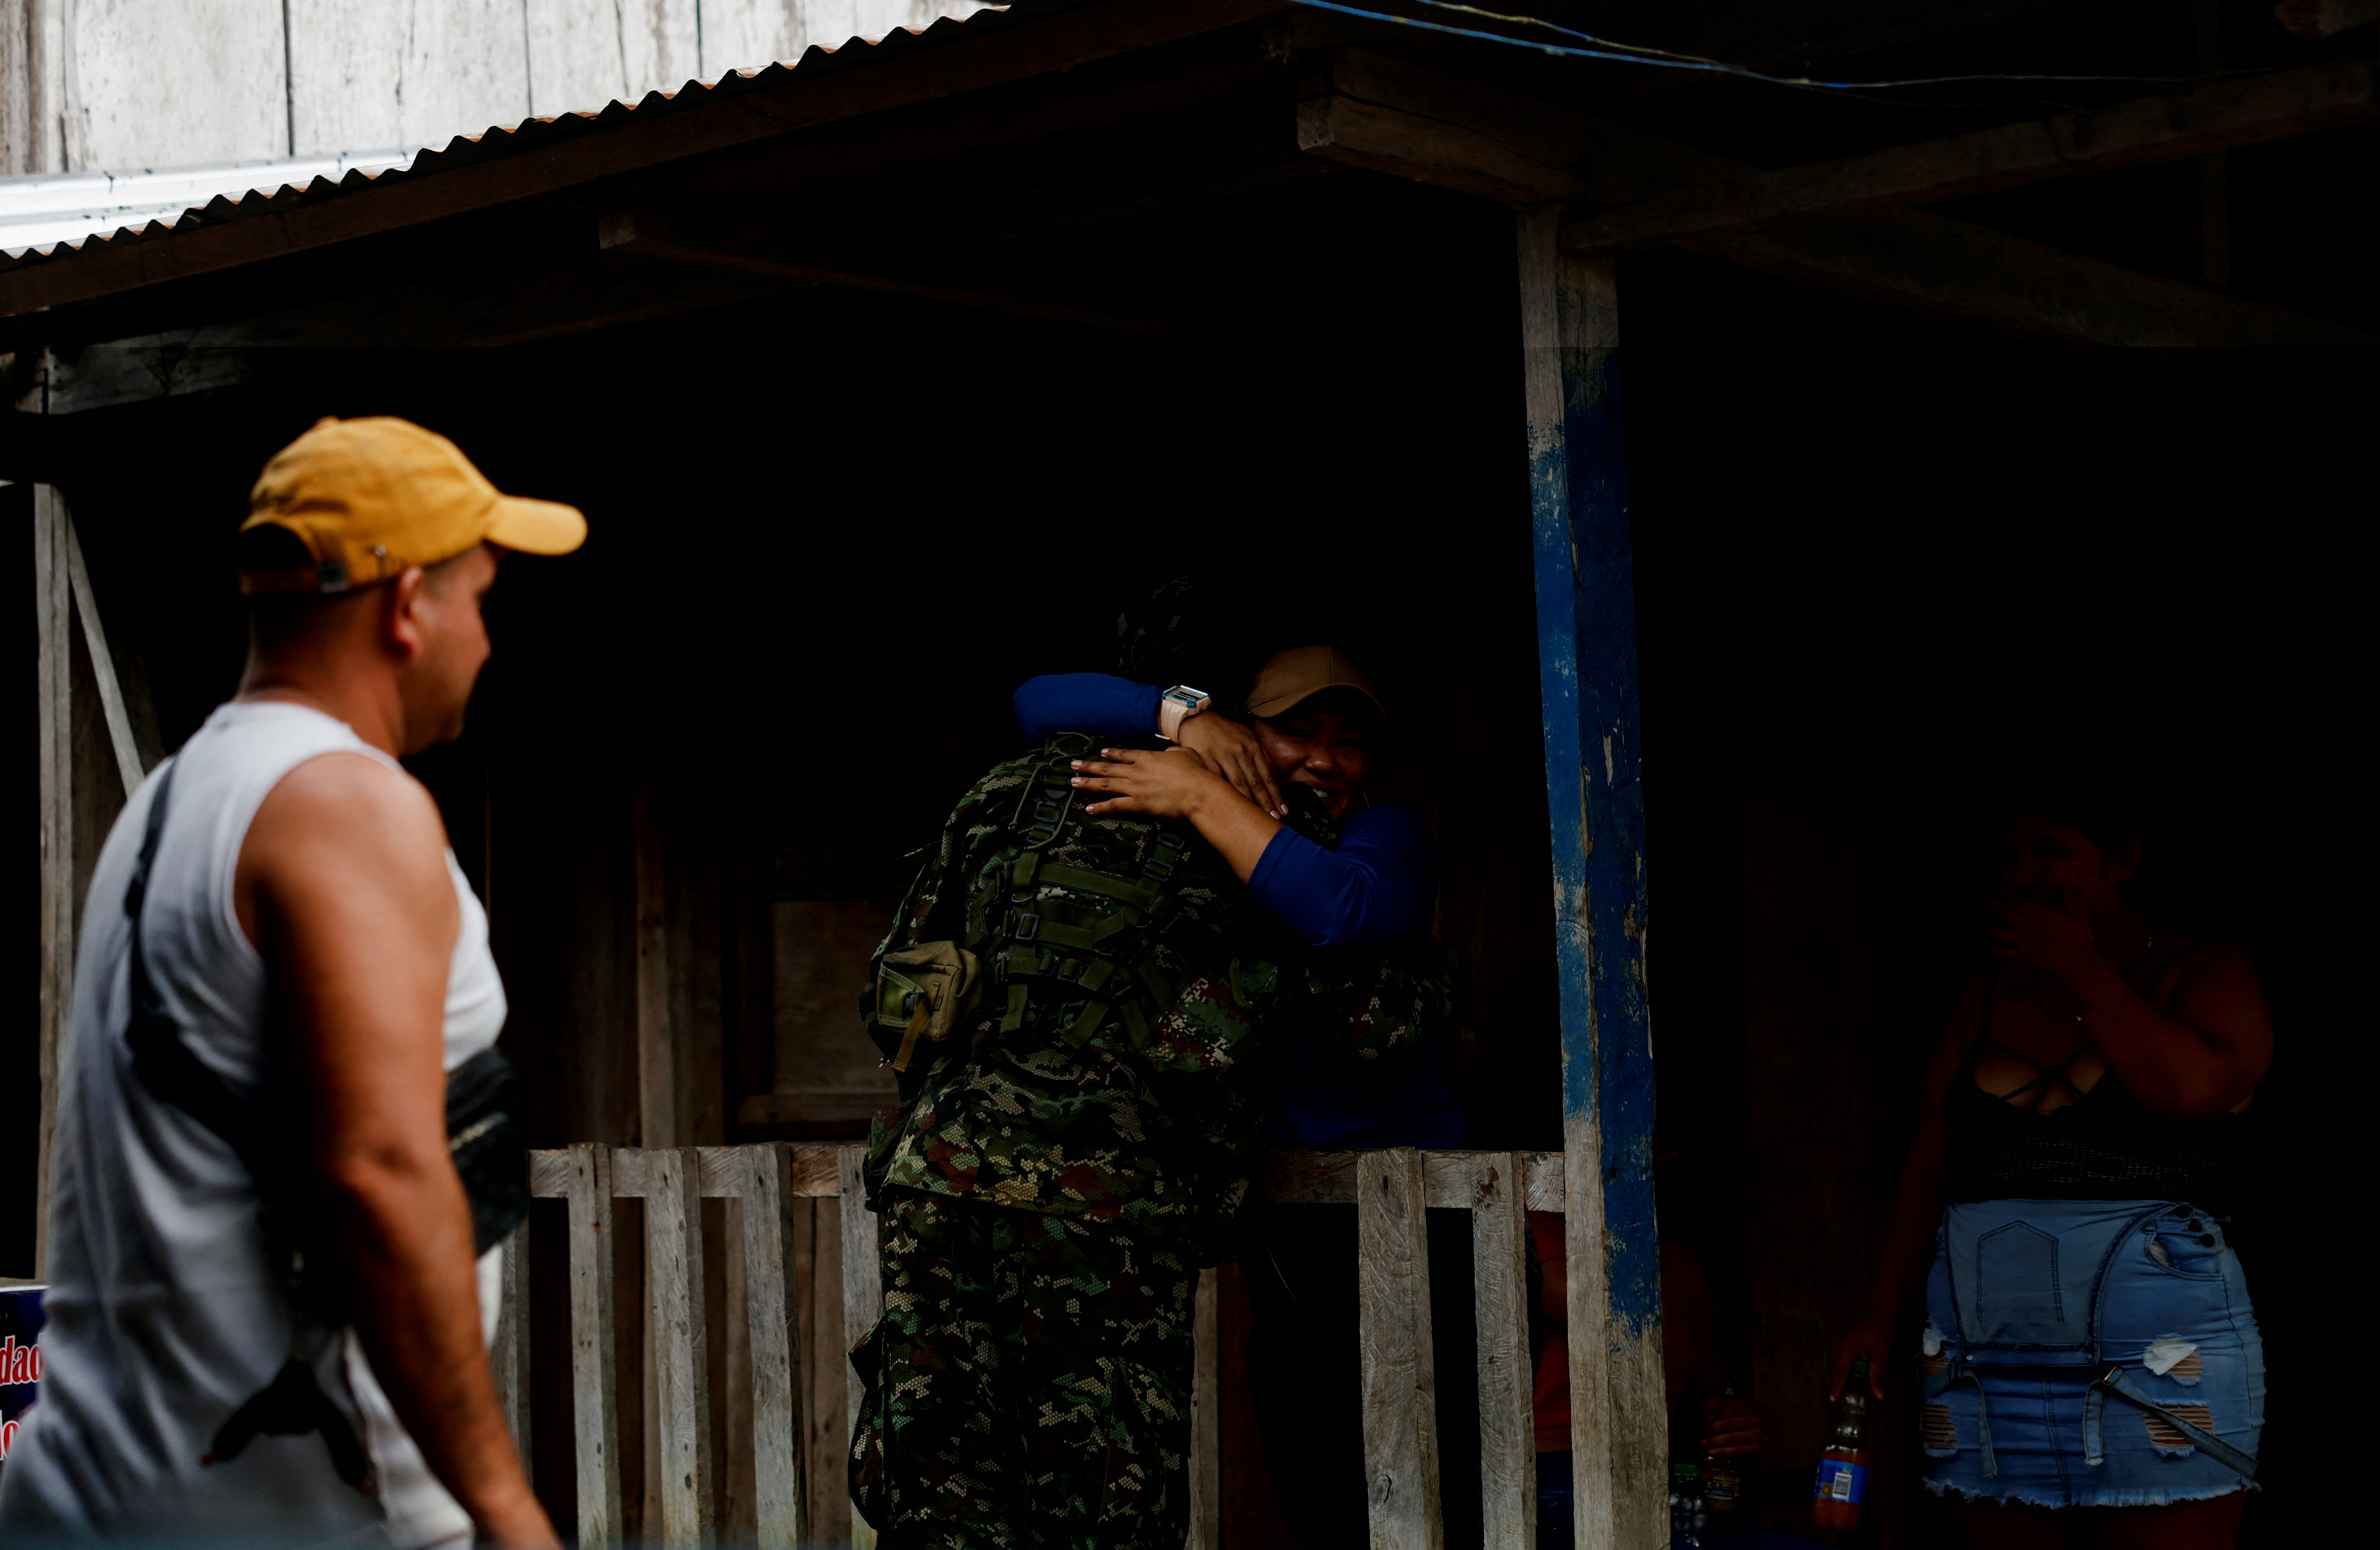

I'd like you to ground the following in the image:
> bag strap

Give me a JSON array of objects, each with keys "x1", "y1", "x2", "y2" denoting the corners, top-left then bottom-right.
[
  {"x1": 121, "y1": 761, "x2": 262, "y2": 1162},
  {"x1": 2086, "y1": 1366, "x2": 2259, "y2": 1483}
]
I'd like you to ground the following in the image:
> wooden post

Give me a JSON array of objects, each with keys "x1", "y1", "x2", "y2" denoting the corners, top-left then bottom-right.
[
  {"x1": 647, "y1": 1148, "x2": 716, "y2": 1548},
  {"x1": 495, "y1": 1219, "x2": 533, "y2": 1475},
  {"x1": 1357, "y1": 1147, "x2": 1442, "y2": 1550},
  {"x1": 1471, "y1": 1153, "x2": 1537, "y2": 1550},
  {"x1": 1518, "y1": 204, "x2": 1666, "y2": 1550},
  {"x1": 836, "y1": 1144, "x2": 882, "y2": 1550},
  {"x1": 34, "y1": 485, "x2": 72, "y2": 1279},
  {"x1": 1187, "y1": 1266, "x2": 1221, "y2": 1550},
  {"x1": 743, "y1": 1145, "x2": 806, "y2": 1550},
  {"x1": 568, "y1": 1143, "x2": 625, "y2": 1547}
]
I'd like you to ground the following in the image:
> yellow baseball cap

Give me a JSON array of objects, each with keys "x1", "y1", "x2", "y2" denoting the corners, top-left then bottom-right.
[
  {"x1": 1245, "y1": 644, "x2": 1389, "y2": 727},
  {"x1": 240, "y1": 416, "x2": 586, "y2": 595}
]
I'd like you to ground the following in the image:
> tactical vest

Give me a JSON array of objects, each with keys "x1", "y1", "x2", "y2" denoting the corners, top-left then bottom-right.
[{"x1": 870, "y1": 731, "x2": 1328, "y2": 1080}]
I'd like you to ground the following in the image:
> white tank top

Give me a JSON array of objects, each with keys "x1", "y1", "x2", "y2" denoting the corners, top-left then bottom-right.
[{"x1": 0, "y1": 701, "x2": 507, "y2": 1549}]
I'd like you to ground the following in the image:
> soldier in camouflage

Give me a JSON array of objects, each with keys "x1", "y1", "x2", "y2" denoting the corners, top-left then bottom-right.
[{"x1": 848, "y1": 728, "x2": 1324, "y2": 1549}]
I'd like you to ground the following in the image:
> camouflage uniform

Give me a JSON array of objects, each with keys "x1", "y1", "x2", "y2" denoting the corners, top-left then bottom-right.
[
  {"x1": 849, "y1": 731, "x2": 1460, "y2": 1549},
  {"x1": 850, "y1": 731, "x2": 1307, "y2": 1549}
]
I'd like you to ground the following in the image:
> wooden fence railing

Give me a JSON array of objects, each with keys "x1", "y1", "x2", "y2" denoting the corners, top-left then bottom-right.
[{"x1": 510, "y1": 1144, "x2": 1564, "y2": 1550}]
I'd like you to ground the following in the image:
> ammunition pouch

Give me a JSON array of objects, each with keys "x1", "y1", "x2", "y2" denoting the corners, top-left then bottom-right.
[{"x1": 874, "y1": 941, "x2": 985, "y2": 1073}]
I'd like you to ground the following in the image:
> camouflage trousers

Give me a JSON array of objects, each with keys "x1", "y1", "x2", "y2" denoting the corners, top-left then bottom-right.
[{"x1": 849, "y1": 1190, "x2": 1197, "y2": 1550}]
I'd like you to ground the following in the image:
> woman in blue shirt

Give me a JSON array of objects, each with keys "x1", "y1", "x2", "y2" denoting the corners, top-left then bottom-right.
[
  {"x1": 1014, "y1": 644, "x2": 1466, "y2": 1148},
  {"x1": 1016, "y1": 645, "x2": 1476, "y2": 1546}
]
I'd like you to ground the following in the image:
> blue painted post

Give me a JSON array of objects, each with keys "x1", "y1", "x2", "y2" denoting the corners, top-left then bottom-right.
[{"x1": 1517, "y1": 206, "x2": 1664, "y2": 1550}]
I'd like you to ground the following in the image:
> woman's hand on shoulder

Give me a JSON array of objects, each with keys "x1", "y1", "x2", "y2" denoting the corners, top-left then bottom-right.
[
  {"x1": 1176, "y1": 715, "x2": 1285, "y2": 818},
  {"x1": 1072, "y1": 747, "x2": 1231, "y2": 822}
]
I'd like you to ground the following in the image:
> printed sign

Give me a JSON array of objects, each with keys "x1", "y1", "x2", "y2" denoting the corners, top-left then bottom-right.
[{"x1": 1, "y1": 1285, "x2": 46, "y2": 1475}]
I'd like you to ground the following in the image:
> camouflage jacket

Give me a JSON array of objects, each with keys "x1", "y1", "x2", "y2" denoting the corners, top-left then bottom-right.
[
  {"x1": 862, "y1": 733, "x2": 1465, "y2": 1247},
  {"x1": 862, "y1": 733, "x2": 1317, "y2": 1245}
]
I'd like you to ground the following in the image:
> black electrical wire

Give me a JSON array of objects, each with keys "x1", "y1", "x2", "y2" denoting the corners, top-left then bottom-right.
[{"x1": 1299, "y1": 0, "x2": 2280, "y2": 94}]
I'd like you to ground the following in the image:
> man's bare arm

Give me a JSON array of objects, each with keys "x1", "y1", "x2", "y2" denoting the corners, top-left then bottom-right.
[{"x1": 240, "y1": 754, "x2": 556, "y2": 1549}]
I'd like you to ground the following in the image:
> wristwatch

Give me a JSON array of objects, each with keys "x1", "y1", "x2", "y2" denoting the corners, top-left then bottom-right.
[{"x1": 1157, "y1": 684, "x2": 1212, "y2": 742}]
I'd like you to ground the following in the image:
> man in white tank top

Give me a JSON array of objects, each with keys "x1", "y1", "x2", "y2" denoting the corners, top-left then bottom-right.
[{"x1": 0, "y1": 418, "x2": 584, "y2": 1548}]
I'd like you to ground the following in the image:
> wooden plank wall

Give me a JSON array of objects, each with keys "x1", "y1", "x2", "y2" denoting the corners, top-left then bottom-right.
[{"x1": 3, "y1": 0, "x2": 997, "y2": 176}]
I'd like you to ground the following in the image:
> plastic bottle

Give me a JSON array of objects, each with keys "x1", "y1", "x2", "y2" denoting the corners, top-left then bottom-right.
[
  {"x1": 1811, "y1": 1357, "x2": 1873, "y2": 1532},
  {"x1": 1701, "y1": 1384, "x2": 1745, "y2": 1518}
]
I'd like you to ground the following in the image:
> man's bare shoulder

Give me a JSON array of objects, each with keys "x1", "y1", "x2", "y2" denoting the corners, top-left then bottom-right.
[{"x1": 240, "y1": 753, "x2": 453, "y2": 926}]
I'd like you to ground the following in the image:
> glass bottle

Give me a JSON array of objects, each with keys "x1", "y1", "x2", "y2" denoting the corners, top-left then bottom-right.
[
  {"x1": 1669, "y1": 1403, "x2": 1707, "y2": 1548},
  {"x1": 1811, "y1": 1357, "x2": 1873, "y2": 1533},
  {"x1": 1701, "y1": 1383, "x2": 1745, "y2": 1517}
]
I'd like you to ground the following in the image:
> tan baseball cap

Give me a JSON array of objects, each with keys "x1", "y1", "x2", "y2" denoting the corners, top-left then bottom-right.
[
  {"x1": 240, "y1": 416, "x2": 586, "y2": 595},
  {"x1": 1245, "y1": 644, "x2": 1389, "y2": 727}
]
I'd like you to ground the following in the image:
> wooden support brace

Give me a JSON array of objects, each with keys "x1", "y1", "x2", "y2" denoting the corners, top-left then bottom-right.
[
  {"x1": 34, "y1": 485, "x2": 71, "y2": 1279},
  {"x1": 568, "y1": 1143, "x2": 625, "y2": 1547},
  {"x1": 1470, "y1": 1153, "x2": 1536, "y2": 1550},
  {"x1": 1358, "y1": 1147, "x2": 1443, "y2": 1550},
  {"x1": 647, "y1": 1148, "x2": 716, "y2": 1549},
  {"x1": 837, "y1": 1144, "x2": 883, "y2": 1550},
  {"x1": 742, "y1": 1145, "x2": 807, "y2": 1550}
]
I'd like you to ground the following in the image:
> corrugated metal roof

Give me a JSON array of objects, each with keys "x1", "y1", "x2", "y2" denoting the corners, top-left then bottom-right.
[
  {"x1": 0, "y1": 7, "x2": 1008, "y2": 280},
  {"x1": 0, "y1": 151, "x2": 418, "y2": 258}
]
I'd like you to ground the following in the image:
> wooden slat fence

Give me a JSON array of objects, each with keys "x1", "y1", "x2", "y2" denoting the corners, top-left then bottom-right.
[{"x1": 507, "y1": 1144, "x2": 1563, "y2": 1548}]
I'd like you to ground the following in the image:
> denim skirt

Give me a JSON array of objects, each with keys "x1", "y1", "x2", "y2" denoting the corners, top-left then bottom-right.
[{"x1": 1921, "y1": 1199, "x2": 2263, "y2": 1508}]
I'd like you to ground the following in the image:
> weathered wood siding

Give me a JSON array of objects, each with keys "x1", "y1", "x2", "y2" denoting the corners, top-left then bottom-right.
[{"x1": 3, "y1": 0, "x2": 995, "y2": 176}]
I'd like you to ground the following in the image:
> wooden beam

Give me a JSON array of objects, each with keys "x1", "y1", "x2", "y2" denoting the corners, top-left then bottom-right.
[
  {"x1": 1570, "y1": 58, "x2": 2380, "y2": 252},
  {"x1": 1260, "y1": 1147, "x2": 1566, "y2": 1211},
  {"x1": 0, "y1": 0, "x2": 1295, "y2": 318},
  {"x1": 1305, "y1": 48, "x2": 2367, "y2": 345},
  {"x1": 1297, "y1": 92, "x2": 1581, "y2": 205},
  {"x1": 1518, "y1": 208, "x2": 1665, "y2": 1550},
  {"x1": 1295, "y1": 46, "x2": 1586, "y2": 203},
  {"x1": 1692, "y1": 206, "x2": 2371, "y2": 345},
  {"x1": 598, "y1": 210, "x2": 1234, "y2": 340},
  {"x1": 29, "y1": 251, "x2": 787, "y2": 413},
  {"x1": 62, "y1": 512, "x2": 147, "y2": 796}
]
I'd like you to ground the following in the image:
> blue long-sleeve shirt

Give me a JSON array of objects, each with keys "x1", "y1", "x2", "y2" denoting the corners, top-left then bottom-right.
[
  {"x1": 1011, "y1": 672, "x2": 1466, "y2": 1148},
  {"x1": 1013, "y1": 673, "x2": 1431, "y2": 950}
]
